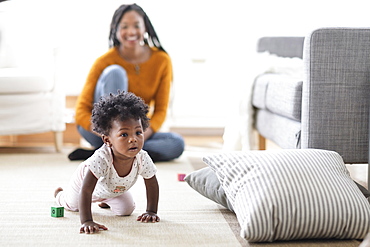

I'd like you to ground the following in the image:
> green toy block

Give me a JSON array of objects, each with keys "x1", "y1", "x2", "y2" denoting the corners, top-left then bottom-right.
[{"x1": 51, "y1": 207, "x2": 64, "y2": 217}]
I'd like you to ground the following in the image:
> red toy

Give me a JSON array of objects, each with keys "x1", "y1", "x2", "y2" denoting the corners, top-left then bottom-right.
[{"x1": 177, "y1": 173, "x2": 186, "y2": 181}]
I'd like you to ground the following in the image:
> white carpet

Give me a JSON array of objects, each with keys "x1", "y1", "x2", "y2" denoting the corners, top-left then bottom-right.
[
  {"x1": 0, "y1": 147, "x2": 365, "y2": 247},
  {"x1": 0, "y1": 148, "x2": 241, "y2": 246}
]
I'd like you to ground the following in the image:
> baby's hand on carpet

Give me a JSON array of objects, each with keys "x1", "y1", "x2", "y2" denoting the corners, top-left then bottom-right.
[
  {"x1": 80, "y1": 221, "x2": 108, "y2": 234},
  {"x1": 137, "y1": 212, "x2": 160, "y2": 223}
]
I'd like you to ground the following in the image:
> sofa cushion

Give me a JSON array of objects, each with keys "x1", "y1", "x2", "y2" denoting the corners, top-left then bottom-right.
[
  {"x1": 251, "y1": 75, "x2": 269, "y2": 109},
  {"x1": 0, "y1": 68, "x2": 54, "y2": 94},
  {"x1": 252, "y1": 73, "x2": 302, "y2": 121},
  {"x1": 255, "y1": 109, "x2": 301, "y2": 149},
  {"x1": 257, "y1": 37, "x2": 305, "y2": 59}
]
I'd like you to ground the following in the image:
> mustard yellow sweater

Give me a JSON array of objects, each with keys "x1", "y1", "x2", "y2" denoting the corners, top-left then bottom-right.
[{"x1": 75, "y1": 46, "x2": 172, "y2": 132}]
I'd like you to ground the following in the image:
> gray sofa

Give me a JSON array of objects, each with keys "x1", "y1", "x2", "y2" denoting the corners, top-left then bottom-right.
[{"x1": 252, "y1": 28, "x2": 370, "y2": 165}]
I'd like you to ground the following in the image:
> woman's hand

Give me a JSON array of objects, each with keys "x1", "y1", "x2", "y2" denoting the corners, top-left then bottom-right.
[
  {"x1": 137, "y1": 212, "x2": 160, "y2": 223},
  {"x1": 80, "y1": 221, "x2": 108, "y2": 234}
]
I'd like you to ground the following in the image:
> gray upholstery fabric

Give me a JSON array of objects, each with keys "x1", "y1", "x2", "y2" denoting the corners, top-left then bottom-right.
[
  {"x1": 253, "y1": 74, "x2": 302, "y2": 121},
  {"x1": 253, "y1": 28, "x2": 370, "y2": 164},
  {"x1": 251, "y1": 75, "x2": 269, "y2": 110},
  {"x1": 265, "y1": 76, "x2": 302, "y2": 121},
  {"x1": 301, "y1": 28, "x2": 370, "y2": 163},
  {"x1": 255, "y1": 109, "x2": 301, "y2": 149},
  {"x1": 257, "y1": 37, "x2": 304, "y2": 58}
]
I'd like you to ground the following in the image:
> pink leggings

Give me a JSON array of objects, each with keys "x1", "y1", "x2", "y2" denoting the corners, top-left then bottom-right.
[
  {"x1": 56, "y1": 190, "x2": 135, "y2": 216},
  {"x1": 56, "y1": 162, "x2": 135, "y2": 216},
  {"x1": 56, "y1": 163, "x2": 135, "y2": 216}
]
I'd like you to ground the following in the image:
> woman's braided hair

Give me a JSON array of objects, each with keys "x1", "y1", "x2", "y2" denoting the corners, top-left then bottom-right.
[{"x1": 109, "y1": 3, "x2": 166, "y2": 53}]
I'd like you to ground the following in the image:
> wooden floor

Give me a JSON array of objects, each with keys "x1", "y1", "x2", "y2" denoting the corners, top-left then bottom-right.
[
  {"x1": 0, "y1": 95, "x2": 225, "y2": 151},
  {"x1": 0, "y1": 131, "x2": 224, "y2": 153},
  {"x1": 0, "y1": 130, "x2": 367, "y2": 190}
]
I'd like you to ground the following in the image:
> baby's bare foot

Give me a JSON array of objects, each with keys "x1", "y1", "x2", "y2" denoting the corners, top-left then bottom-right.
[
  {"x1": 54, "y1": 187, "x2": 63, "y2": 198},
  {"x1": 98, "y1": 203, "x2": 110, "y2": 209}
]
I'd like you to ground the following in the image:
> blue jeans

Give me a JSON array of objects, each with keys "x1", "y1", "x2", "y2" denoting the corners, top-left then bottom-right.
[{"x1": 77, "y1": 65, "x2": 185, "y2": 162}]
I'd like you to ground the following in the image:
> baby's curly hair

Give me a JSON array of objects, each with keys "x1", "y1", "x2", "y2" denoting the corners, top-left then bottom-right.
[{"x1": 91, "y1": 91, "x2": 150, "y2": 136}]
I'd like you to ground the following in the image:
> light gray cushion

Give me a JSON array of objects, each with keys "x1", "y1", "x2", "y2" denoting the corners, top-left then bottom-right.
[
  {"x1": 257, "y1": 37, "x2": 304, "y2": 58},
  {"x1": 255, "y1": 109, "x2": 301, "y2": 149},
  {"x1": 265, "y1": 75, "x2": 302, "y2": 121},
  {"x1": 253, "y1": 73, "x2": 302, "y2": 121},
  {"x1": 184, "y1": 167, "x2": 233, "y2": 212},
  {"x1": 203, "y1": 149, "x2": 370, "y2": 242},
  {"x1": 251, "y1": 75, "x2": 269, "y2": 110}
]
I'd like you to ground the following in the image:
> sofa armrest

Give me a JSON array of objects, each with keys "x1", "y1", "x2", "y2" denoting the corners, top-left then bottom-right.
[{"x1": 301, "y1": 28, "x2": 370, "y2": 163}]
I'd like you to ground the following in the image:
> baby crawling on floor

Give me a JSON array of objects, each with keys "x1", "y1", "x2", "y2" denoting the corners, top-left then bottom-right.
[{"x1": 54, "y1": 91, "x2": 159, "y2": 234}]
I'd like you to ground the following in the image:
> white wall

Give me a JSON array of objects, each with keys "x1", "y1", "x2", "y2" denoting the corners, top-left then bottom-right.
[{"x1": 1, "y1": 0, "x2": 369, "y2": 127}]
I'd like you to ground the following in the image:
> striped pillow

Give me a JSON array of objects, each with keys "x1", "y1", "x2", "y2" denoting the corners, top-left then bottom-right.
[{"x1": 203, "y1": 149, "x2": 370, "y2": 242}]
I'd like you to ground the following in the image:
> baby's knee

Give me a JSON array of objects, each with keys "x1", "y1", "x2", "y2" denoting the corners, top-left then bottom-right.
[
  {"x1": 114, "y1": 203, "x2": 136, "y2": 216},
  {"x1": 55, "y1": 191, "x2": 79, "y2": 212}
]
